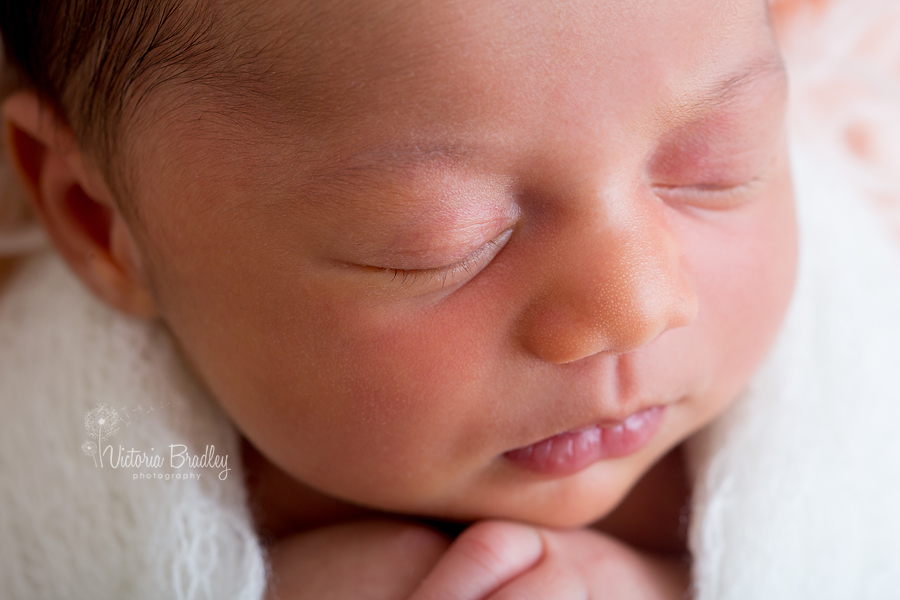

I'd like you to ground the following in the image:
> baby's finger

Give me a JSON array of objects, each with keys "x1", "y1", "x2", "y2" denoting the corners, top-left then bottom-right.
[
  {"x1": 485, "y1": 559, "x2": 585, "y2": 600},
  {"x1": 407, "y1": 520, "x2": 544, "y2": 600}
]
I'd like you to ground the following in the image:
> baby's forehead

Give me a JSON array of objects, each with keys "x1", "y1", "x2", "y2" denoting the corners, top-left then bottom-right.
[{"x1": 157, "y1": 0, "x2": 775, "y2": 155}]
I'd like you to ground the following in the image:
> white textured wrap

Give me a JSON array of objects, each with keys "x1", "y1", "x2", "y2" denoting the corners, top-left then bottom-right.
[
  {"x1": 685, "y1": 145, "x2": 900, "y2": 598},
  {"x1": 0, "y1": 254, "x2": 268, "y2": 599}
]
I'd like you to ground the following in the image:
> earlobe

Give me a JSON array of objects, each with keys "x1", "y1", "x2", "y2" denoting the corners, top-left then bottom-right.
[{"x1": 2, "y1": 91, "x2": 158, "y2": 318}]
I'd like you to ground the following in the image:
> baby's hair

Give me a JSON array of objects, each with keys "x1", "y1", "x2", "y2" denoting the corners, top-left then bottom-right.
[{"x1": 0, "y1": 0, "x2": 283, "y2": 202}]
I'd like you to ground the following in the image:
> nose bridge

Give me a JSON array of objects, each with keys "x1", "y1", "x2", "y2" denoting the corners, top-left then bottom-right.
[{"x1": 523, "y1": 196, "x2": 698, "y2": 364}]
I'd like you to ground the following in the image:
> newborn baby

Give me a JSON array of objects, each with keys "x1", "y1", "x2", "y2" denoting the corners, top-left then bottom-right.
[{"x1": 0, "y1": 0, "x2": 799, "y2": 597}]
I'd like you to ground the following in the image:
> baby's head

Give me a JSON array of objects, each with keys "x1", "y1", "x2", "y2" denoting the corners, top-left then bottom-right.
[{"x1": 1, "y1": 0, "x2": 797, "y2": 527}]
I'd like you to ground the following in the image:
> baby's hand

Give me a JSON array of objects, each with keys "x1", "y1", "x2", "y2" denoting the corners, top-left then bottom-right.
[
  {"x1": 408, "y1": 520, "x2": 690, "y2": 600},
  {"x1": 266, "y1": 519, "x2": 451, "y2": 599}
]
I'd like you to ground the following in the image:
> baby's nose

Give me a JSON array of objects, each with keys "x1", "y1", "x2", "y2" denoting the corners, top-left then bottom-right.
[{"x1": 520, "y1": 191, "x2": 698, "y2": 364}]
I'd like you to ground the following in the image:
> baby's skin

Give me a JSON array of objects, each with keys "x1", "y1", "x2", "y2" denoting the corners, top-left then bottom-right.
[
  {"x1": 1, "y1": 0, "x2": 798, "y2": 597},
  {"x1": 250, "y1": 439, "x2": 692, "y2": 598}
]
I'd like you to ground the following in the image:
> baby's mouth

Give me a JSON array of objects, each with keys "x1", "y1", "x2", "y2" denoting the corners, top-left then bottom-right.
[{"x1": 502, "y1": 406, "x2": 665, "y2": 477}]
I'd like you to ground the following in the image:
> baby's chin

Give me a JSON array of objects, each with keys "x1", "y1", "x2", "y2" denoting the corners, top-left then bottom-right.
[
  {"x1": 397, "y1": 465, "x2": 644, "y2": 530},
  {"x1": 418, "y1": 490, "x2": 629, "y2": 531}
]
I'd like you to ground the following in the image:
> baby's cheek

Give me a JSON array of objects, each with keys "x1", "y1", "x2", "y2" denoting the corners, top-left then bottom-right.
[
  {"x1": 252, "y1": 292, "x2": 500, "y2": 502},
  {"x1": 688, "y1": 156, "x2": 797, "y2": 400}
]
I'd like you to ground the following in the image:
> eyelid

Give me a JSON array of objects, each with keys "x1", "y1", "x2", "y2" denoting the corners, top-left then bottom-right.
[
  {"x1": 367, "y1": 228, "x2": 514, "y2": 291},
  {"x1": 652, "y1": 174, "x2": 766, "y2": 210}
]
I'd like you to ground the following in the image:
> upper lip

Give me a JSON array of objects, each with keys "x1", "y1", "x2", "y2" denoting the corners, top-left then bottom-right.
[
  {"x1": 513, "y1": 403, "x2": 667, "y2": 449},
  {"x1": 575, "y1": 402, "x2": 665, "y2": 430}
]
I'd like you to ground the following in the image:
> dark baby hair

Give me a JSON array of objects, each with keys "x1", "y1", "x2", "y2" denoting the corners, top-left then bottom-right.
[{"x1": 0, "y1": 0, "x2": 279, "y2": 196}]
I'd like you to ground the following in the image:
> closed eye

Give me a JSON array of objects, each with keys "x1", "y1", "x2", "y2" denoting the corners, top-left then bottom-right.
[
  {"x1": 652, "y1": 172, "x2": 767, "y2": 210},
  {"x1": 361, "y1": 228, "x2": 514, "y2": 292}
]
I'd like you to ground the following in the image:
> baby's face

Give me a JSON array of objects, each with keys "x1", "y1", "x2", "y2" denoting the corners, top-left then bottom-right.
[{"x1": 127, "y1": 0, "x2": 796, "y2": 526}]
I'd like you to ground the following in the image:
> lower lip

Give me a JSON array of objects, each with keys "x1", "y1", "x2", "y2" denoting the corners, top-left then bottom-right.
[{"x1": 503, "y1": 406, "x2": 665, "y2": 477}]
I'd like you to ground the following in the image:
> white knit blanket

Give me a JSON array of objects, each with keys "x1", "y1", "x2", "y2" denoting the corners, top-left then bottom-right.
[
  {"x1": 2, "y1": 143, "x2": 900, "y2": 598},
  {"x1": 0, "y1": 253, "x2": 268, "y2": 598},
  {"x1": 685, "y1": 146, "x2": 900, "y2": 598}
]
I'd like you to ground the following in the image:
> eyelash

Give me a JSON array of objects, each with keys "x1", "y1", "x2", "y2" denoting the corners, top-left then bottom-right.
[
  {"x1": 652, "y1": 172, "x2": 766, "y2": 209},
  {"x1": 377, "y1": 228, "x2": 513, "y2": 291}
]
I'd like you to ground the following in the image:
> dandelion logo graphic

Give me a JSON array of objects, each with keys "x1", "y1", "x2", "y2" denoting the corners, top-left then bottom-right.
[
  {"x1": 81, "y1": 441, "x2": 98, "y2": 467},
  {"x1": 84, "y1": 404, "x2": 121, "y2": 467}
]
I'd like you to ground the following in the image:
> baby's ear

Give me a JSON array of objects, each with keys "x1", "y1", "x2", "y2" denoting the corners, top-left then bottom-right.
[{"x1": 2, "y1": 90, "x2": 158, "y2": 318}]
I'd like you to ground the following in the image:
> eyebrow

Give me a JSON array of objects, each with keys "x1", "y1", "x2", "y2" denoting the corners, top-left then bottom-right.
[
  {"x1": 667, "y1": 55, "x2": 788, "y2": 120},
  {"x1": 313, "y1": 143, "x2": 477, "y2": 187}
]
